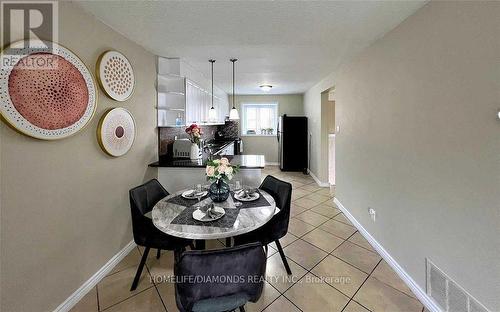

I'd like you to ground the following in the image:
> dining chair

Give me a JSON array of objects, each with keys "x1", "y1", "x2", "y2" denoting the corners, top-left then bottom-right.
[
  {"x1": 129, "y1": 179, "x2": 193, "y2": 291},
  {"x1": 174, "y1": 242, "x2": 266, "y2": 312},
  {"x1": 233, "y1": 175, "x2": 293, "y2": 275}
]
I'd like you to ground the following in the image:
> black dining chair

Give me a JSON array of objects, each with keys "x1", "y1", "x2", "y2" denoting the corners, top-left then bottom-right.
[
  {"x1": 174, "y1": 242, "x2": 266, "y2": 312},
  {"x1": 129, "y1": 179, "x2": 193, "y2": 291},
  {"x1": 233, "y1": 175, "x2": 293, "y2": 275}
]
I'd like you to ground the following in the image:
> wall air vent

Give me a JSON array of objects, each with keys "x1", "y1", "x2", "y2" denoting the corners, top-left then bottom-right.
[{"x1": 426, "y1": 259, "x2": 490, "y2": 312}]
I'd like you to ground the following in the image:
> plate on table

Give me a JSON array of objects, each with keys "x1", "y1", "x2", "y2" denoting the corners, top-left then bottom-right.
[
  {"x1": 234, "y1": 190, "x2": 260, "y2": 202},
  {"x1": 192, "y1": 206, "x2": 225, "y2": 222},
  {"x1": 182, "y1": 190, "x2": 208, "y2": 199}
]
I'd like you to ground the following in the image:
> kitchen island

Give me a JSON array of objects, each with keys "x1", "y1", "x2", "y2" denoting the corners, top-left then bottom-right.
[{"x1": 149, "y1": 154, "x2": 265, "y2": 192}]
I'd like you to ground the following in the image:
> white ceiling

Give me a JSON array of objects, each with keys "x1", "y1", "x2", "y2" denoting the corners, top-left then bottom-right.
[{"x1": 76, "y1": 1, "x2": 427, "y2": 95}]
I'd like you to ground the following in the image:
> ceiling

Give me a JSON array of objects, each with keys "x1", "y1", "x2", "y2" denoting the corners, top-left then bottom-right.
[{"x1": 76, "y1": 1, "x2": 427, "y2": 95}]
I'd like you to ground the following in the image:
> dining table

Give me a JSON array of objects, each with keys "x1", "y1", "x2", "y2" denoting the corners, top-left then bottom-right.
[{"x1": 151, "y1": 186, "x2": 277, "y2": 249}]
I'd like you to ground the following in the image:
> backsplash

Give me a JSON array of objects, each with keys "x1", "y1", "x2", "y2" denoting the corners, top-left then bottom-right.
[
  {"x1": 216, "y1": 120, "x2": 239, "y2": 139},
  {"x1": 159, "y1": 125, "x2": 217, "y2": 157},
  {"x1": 158, "y1": 120, "x2": 239, "y2": 157}
]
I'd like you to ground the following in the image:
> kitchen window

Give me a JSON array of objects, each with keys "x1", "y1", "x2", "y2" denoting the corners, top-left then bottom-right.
[{"x1": 241, "y1": 103, "x2": 278, "y2": 136}]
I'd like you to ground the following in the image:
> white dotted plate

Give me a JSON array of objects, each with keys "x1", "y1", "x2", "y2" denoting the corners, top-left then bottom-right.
[{"x1": 96, "y1": 51, "x2": 135, "y2": 101}]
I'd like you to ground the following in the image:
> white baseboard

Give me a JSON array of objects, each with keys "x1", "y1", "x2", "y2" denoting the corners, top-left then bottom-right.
[
  {"x1": 333, "y1": 198, "x2": 442, "y2": 312},
  {"x1": 265, "y1": 162, "x2": 279, "y2": 166},
  {"x1": 54, "y1": 240, "x2": 136, "y2": 312},
  {"x1": 308, "y1": 169, "x2": 329, "y2": 187}
]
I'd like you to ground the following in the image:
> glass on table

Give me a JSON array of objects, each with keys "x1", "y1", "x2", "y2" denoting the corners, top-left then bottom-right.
[
  {"x1": 233, "y1": 179, "x2": 243, "y2": 207},
  {"x1": 193, "y1": 183, "x2": 203, "y2": 209}
]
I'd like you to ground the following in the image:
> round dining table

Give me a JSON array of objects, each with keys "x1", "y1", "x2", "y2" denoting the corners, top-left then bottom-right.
[{"x1": 152, "y1": 187, "x2": 277, "y2": 242}]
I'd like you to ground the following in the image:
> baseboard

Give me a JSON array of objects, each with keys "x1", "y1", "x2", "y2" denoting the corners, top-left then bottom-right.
[
  {"x1": 265, "y1": 162, "x2": 279, "y2": 166},
  {"x1": 54, "y1": 240, "x2": 136, "y2": 312},
  {"x1": 307, "y1": 169, "x2": 329, "y2": 187},
  {"x1": 333, "y1": 198, "x2": 442, "y2": 312}
]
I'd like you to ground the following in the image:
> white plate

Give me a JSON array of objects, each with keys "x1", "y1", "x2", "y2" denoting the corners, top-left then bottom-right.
[
  {"x1": 182, "y1": 190, "x2": 208, "y2": 199},
  {"x1": 234, "y1": 191, "x2": 260, "y2": 202},
  {"x1": 192, "y1": 206, "x2": 225, "y2": 222}
]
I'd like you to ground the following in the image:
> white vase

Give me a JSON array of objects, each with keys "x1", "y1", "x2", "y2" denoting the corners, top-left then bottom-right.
[{"x1": 190, "y1": 143, "x2": 200, "y2": 160}]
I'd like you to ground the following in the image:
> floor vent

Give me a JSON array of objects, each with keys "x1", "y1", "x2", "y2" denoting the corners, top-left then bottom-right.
[{"x1": 426, "y1": 259, "x2": 490, "y2": 312}]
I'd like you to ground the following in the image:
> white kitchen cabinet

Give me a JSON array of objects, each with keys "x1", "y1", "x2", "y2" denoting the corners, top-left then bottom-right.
[
  {"x1": 157, "y1": 58, "x2": 186, "y2": 127},
  {"x1": 157, "y1": 56, "x2": 229, "y2": 127},
  {"x1": 185, "y1": 79, "x2": 229, "y2": 125}
]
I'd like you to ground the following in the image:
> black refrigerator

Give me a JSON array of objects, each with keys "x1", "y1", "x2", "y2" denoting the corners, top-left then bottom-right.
[{"x1": 277, "y1": 115, "x2": 308, "y2": 172}]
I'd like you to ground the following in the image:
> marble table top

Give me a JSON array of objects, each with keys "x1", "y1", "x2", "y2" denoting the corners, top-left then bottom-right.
[{"x1": 152, "y1": 188, "x2": 276, "y2": 240}]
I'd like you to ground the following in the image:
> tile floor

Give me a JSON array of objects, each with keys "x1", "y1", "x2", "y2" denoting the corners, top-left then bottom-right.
[{"x1": 71, "y1": 166, "x2": 425, "y2": 312}]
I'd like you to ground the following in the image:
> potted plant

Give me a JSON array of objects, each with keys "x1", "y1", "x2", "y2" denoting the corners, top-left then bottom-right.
[
  {"x1": 205, "y1": 157, "x2": 239, "y2": 202},
  {"x1": 185, "y1": 124, "x2": 202, "y2": 160}
]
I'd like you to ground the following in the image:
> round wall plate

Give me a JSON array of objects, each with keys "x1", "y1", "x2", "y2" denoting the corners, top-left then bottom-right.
[
  {"x1": 96, "y1": 50, "x2": 135, "y2": 101},
  {"x1": 97, "y1": 107, "x2": 136, "y2": 157},
  {"x1": 0, "y1": 40, "x2": 97, "y2": 140}
]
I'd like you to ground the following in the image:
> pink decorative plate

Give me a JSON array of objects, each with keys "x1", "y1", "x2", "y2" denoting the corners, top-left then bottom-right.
[
  {"x1": 0, "y1": 40, "x2": 97, "y2": 140},
  {"x1": 97, "y1": 107, "x2": 135, "y2": 157}
]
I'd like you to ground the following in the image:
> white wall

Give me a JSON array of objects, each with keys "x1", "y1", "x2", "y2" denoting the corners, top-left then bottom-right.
[
  {"x1": 318, "y1": 1, "x2": 498, "y2": 309},
  {"x1": 231, "y1": 94, "x2": 304, "y2": 163}
]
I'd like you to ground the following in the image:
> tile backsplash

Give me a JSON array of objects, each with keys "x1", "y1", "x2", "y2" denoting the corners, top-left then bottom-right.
[{"x1": 159, "y1": 120, "x2": 239, "y2": 157}]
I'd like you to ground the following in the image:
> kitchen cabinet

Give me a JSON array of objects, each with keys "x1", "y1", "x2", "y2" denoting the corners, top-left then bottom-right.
[
  {"x1": 185, "y1": 80, "x2": 229, "y2": 125},
  {"x1": 157, "y1": 58, "x2": 186, "y2": 127},
  {"x1": 157, "y1": 56, "x2": 229, "y2": 127}
]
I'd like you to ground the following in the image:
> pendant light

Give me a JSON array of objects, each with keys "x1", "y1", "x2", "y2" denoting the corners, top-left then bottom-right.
[
  {"x1": 229, "y1": 58, "x2": 240, "y2": 120},
  {"x1": 208, "y1": 59, "x2": 217, "y2": 122}
]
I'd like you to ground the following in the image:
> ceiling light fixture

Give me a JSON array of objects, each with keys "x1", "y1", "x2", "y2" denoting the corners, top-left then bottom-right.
[
  {"x1": 229, "y1": 58, "x2": 240, "y2": 120},
  {"x1": 208, "y1": 59, "x2": 217, "y2": 122},
  {"x1": 260, "y1": 85, "x2": 272, "y2": 92}
]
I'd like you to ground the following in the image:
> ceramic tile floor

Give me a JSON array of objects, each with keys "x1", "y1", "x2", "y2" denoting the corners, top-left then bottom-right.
[{"x1": 71, "y1": 166, "x2": 425, "y2": 312}]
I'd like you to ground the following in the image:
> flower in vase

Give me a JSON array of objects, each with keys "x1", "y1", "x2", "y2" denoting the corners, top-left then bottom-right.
[
  {"x1": 185, "y1": 124, "x2": 203, "y2": 144},
  {"x1": 218, "y1": 165, "x2": 227, "y2": 174},
  {"x1": 205, "y1": 158, "x2": 239, "y2": 183},
  {"x1": 206, "y1": 166, "x2": 215, "y2": 177},
  {"x1": 220, "y1": 157, "x2": 230, "y2": 166}
]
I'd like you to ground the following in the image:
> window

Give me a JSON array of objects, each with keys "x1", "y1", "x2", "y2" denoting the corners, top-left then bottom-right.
[{"x1": 241, "y1": 103, "x2": 278, "y2": 136}]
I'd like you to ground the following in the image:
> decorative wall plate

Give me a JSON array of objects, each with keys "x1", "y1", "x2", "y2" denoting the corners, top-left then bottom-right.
[
  {"x1": 96, "y1": 51, "x2": 135, "y2": 101},
  {"x1": 0, "y1": 40, "x2": 97, "y2": 140},
  {"x1": 97, "y1": 107, "x2": 136, "y2": 157}
]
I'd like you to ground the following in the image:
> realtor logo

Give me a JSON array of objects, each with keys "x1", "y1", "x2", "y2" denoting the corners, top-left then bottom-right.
[{"x1": 1, "y1": 1, "x2": 58, "y2": 53}]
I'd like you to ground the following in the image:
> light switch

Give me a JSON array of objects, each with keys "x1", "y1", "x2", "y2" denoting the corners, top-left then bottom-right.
[{"x1": 336, "y1": 125, "x2": 340, "y2": 133}]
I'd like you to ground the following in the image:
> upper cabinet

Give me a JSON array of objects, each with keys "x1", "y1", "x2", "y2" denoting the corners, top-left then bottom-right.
[
  {"x1": 157, "y1": 58, "x2": 186, "y2": 127},
  {"x1": 157, "y1": 57, "x2": 229, "y2": 127}
]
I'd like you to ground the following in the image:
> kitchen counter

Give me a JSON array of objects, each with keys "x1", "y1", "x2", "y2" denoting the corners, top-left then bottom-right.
[
  {"x1": 149, "y1": 154, "x2": 265, "y2": 169},
  {"x1": 151, "y1": 154, "x2": 266, "y2": 192}
]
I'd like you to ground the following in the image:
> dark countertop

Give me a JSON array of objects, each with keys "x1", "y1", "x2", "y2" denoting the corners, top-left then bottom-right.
[{"x1": 149, "y1": 154, "x2": 265, "y2": 169}]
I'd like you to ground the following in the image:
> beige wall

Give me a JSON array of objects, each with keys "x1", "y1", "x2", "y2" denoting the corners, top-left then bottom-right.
[
  {"x1": 332, "y1": 1, "x2": 499, "y2": 310},
  {"x1": 0, "y1": 2, "x2": 157, "y2": 311},
  {"x1": 231, "y1": 94, "x2": 303, "y2": 163}
]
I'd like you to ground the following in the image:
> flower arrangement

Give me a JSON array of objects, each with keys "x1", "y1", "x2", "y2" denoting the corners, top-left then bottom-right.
[
  {"x1": 185, "y1": 124, "x2": 202, "y2": 145},
  {"x1": 205, "y1": 157, "x2": 239, "y2": 183}
]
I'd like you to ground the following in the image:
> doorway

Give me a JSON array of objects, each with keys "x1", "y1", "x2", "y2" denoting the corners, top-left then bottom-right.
[{"x1": 320, "y1": 88, "x2": 335, "y2": 187}]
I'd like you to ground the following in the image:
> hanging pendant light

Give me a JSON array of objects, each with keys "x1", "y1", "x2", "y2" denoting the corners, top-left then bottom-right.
[
  {"x1": 208, "y1": 59, "x2": 217, "y2": 122},
  {"x1": 229, "y1": 58, "x2": 240, "y2": 120}
]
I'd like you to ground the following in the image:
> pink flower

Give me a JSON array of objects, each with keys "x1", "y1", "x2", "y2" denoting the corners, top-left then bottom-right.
[
  {"x1": 206, "y1": 166, "x2": 215, "y2": 177},
  {"x1": 220, "y1": 157, "x2": 229, "y2": 166},
  {"x1": 218, "y1": 165, "x2": 227, "y2": 174}
]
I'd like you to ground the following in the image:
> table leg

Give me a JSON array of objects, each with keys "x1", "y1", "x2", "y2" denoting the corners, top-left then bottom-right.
[{"x1": 195, "y1": 240, "x2": 206, "y2": 250}]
